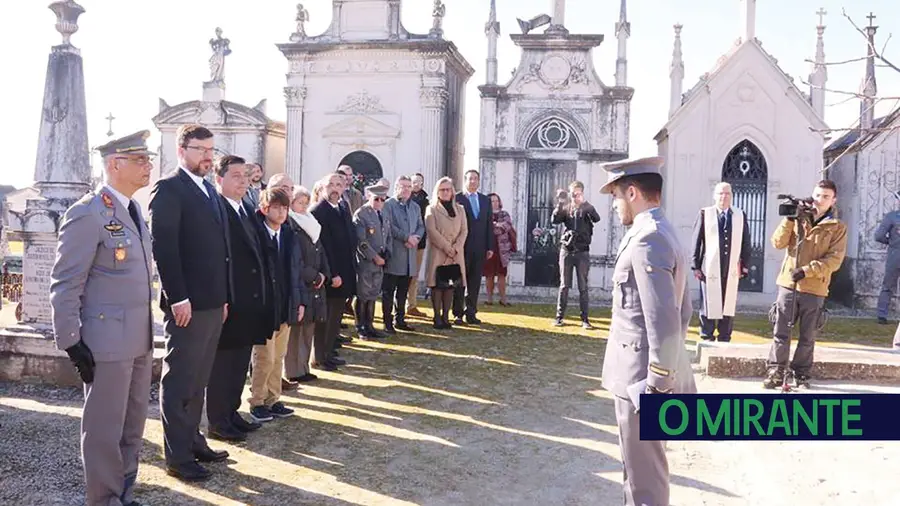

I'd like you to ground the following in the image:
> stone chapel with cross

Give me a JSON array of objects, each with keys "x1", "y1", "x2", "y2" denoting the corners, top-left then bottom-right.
[{"x1": 654, "y1": 0, "x2": 830, "y2": 305}]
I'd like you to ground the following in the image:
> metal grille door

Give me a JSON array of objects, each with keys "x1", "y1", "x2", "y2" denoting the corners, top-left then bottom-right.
[
  {"x1": 722, "y1": 140, "x2": 768, "y2": 292},
  {"x1": 525, "y1": 160, "x2": 577, "y2": 287}
]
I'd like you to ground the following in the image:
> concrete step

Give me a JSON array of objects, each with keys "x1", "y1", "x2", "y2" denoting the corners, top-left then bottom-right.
[
  {"x1": 697, "y1": 341, "x2": 900, "y2": 380},
  {"x1": 0, "y1": 329, "x2": 164, "y2": 388}
]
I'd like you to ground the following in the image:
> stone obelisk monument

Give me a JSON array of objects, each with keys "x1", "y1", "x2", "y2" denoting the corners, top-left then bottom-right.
[{"x1": 6, "y1": 1, "x2": 91, "y2": 333}]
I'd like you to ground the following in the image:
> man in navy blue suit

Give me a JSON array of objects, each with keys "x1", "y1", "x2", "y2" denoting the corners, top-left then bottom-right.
[{"x1": 454, "y1": 170, "x2": 493, "y2": 324}]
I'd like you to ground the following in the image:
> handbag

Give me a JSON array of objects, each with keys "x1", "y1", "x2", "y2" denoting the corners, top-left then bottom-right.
[{"x1": 435, "y1": 263, "x2": 463, "y2": 289}]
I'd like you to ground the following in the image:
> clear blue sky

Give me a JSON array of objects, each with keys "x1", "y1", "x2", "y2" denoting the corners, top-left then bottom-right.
[{"x1": 1, "y1": 0, "x2": 898, "y2": 190}]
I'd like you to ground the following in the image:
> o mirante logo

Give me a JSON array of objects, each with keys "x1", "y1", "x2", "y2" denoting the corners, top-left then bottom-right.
[{"x1": 640, "y1": 394, "x2": 898, "y2": 441}]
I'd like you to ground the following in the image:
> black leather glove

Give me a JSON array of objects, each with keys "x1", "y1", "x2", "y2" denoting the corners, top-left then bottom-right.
[
  {"x1": 65, "y1": 341, "x2": 95, "y2": 384},
  {"x1": 791, "y1": 268, "x2": 806, "y2": 282}
]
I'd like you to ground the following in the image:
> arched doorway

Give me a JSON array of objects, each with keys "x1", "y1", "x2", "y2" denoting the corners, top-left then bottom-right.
[
  {"x1": 721, "y1": 139, "x2": 768, "y2": 292},
  {"x1": 339, "y1": 151, "x2": 384, "y2": 191},
  {"x1": 524, "y1": 118, "x2": 580, "y2": 287}
]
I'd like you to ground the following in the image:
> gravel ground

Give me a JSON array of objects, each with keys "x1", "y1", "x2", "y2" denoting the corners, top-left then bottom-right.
[{"x1": 0, "y1": 327, "x2": 896, "y2": 506}]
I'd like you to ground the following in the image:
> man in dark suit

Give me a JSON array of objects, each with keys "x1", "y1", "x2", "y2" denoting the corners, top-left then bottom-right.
[
  {"x1": 310, "y1": 173, "x2": 357, "y2": 370},
  {"x1": 454, "y1": 169, "x2": 493, "y2": 324},
  {"x1": 148, "y1": 124, "x2": 232, "y2": 482},
  {"x1": 206, "y1": 155, "x2": 267, "y2": 443}
]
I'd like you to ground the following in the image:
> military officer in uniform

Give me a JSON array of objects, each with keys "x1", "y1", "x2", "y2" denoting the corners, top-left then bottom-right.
[
  {"x1": 353, "y1": 181, "x2": 392, "y2": 339},
  {"x1": 599, "y1": 156, "x2": 697, "y2": 506},
  {"x1": 874, "y1": 205, "x2": 900, "y2": 324},
  {"x1": 49, "y1": 131, "x2": 156, "y2": 506}
]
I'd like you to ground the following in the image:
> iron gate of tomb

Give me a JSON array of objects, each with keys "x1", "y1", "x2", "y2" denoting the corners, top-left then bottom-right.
[
  {"x1": 721, "y1": 139, "x2": 768, "y2": 292},
  {"x1": 339, "y1": 151, "x2": 384, "y2": 190},
  {"x1": 525, "y1": 160, "x2": 578, "y2": 287}
]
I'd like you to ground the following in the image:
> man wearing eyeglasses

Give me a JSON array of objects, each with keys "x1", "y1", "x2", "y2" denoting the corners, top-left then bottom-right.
[
  {"x1": 148, "y1": 124, "x2": 233, "y2": 482},
  {"x1": 353, "y1": 181, "x2": 393, "y2": 339},
  {"x1": 49, "y1": 130, "x2": 156, "y2": 506}
]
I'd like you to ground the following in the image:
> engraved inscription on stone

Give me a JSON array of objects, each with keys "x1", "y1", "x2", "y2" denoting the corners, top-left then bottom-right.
[{"x1": 22, "y1": 241, "x2": 56, "y2": 324}]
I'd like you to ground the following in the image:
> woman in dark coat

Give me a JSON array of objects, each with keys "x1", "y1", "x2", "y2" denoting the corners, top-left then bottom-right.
[{"x1": 284, "y1": 185, "x2": 331, "y2": 382}]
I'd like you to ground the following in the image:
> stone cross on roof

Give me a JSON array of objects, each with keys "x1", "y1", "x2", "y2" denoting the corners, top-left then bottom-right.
[
  {"x1": 816, "y1": 8, "x2": 826, "y2": 27},
  {"x1": 867, "y1": 12, "x2": 877, "y2": 27},
  {"x1": 105, "y1": 112, "x2": 115, "y2": 137}
]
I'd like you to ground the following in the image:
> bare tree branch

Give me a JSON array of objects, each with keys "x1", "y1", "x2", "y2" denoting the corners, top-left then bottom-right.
[
  {"x1": 811, "y1": 125, "x2": 900, "y2": 133},
  {"x1": 804, "y1": 56, "x2": 869, "y2": 66},
  {"x1": 819, "y1": 97, "x2": 900, "y2": 173},
  {"x1": 842, "y1": 8, "x2": 900, "y2": 75},
  {"x1": 801, "y1": 78, "x2": 900, "y2": 100},
  {"x1": 826, "y1": 94, "x2": 859, "y2": 107},
  {"x1": 881, "y1": 32, "x2": 892, "y2": 56}
]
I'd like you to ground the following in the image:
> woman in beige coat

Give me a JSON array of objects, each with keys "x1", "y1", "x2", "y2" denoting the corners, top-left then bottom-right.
[{"x1": 424, "y1": 177, "x2": 468, "y2": 329}]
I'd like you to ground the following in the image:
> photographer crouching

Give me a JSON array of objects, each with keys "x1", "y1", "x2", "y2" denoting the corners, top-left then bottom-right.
[{"x1": 764, "y1": 179, "x2": 847, "y2": 390}]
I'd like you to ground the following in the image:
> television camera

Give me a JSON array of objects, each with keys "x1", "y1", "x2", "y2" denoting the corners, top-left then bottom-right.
[{"x1": 777, "y1": 194, "x2": 815, "y2": 221}]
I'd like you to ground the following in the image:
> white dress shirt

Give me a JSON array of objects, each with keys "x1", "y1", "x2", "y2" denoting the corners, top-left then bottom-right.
[{"x1": 180, "y1": 166, "x2": 209, "y2": 197}]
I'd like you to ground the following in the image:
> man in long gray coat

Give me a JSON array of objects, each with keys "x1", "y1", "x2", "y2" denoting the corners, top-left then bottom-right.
[
  {"x1": 49, "y1": 131, "x2": 156, "y2": 506},
  {"x1": 599, "y1": 156, "x2": 697, "y2": 506},
  {"x1": 353, "y1": 181, "x2": 392, "y2": 339},
  {"x1": 383, "y1": 175, "x2": 425, "y2": 333},
  {"x1": 874, "y1": 206, "x2": 900, "y2": 324}
]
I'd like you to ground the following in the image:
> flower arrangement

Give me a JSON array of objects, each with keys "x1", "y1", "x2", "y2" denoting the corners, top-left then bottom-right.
[{"x1": 351, "y1": 173, "x2": 367, "y2": 192}]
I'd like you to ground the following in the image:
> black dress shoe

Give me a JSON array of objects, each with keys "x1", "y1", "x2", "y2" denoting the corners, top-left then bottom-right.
[
  {"x1": 312, "y1": 361, "x2": 338, "y2": 371},
  {"x1": 209, "y1": 425, "x2": 247, "y2": 442},
  {"x1": 466, "y1": 316, "x2": 482, "y2": 325},
  {"x1": 395, "y1": 321, "x2": 414, "y2": 331},
  {"x1": 231, "y1": 414, "x2": 262, "y2": 433},
  {"x1": 338, "y1": 335, "x2": 353, "y2": 344},
  {"x1": 193, "y1": 446, "x2": 229, "y2": 463},
  {"x1": 329, "y1": 356, "x2": 347, "y2": 366},
  {"x1": 454, "y1": 317, "x2": 465, "y2": 325},
  {"x1": 383, "y1": 323, "x2": 397, "y2": 335},
  {"x1": 297, "y1": 372, "x2": 318, "y2": 382},
  {"x1": 166, "y1": 461, "x2": 211, "y2": 482}
]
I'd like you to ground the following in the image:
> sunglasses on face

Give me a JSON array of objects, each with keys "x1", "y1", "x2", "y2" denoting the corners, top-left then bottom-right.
[{"x1": 373, "y1": 197, "x2": 386, "y2": 202}]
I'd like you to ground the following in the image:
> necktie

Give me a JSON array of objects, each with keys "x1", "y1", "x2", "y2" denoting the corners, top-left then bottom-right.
[
  {"x1": 469, "y1": 193, "x2": 479, "y2": 219},
  {"x1": 377, "y1": 210, "x2": 383, "y2": 225},
  {"x1": 128, "y1": 201, "x2": 143, "y2": 239},
  {"x1": 203, "y1": 180, "x2": 219, "y2": 219}
]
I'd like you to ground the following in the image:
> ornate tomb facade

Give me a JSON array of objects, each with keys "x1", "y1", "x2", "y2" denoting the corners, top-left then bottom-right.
[
  {"x1": 277, "y1": 0, "x2": 474, "y2": 188},
  {"x1": 477, "y1": 0, "x2": 633, "y2": 297}
]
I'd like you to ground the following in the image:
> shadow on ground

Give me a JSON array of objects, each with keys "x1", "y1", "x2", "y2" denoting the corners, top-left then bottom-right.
[{"x1": 0, "y1": 306, "x2": 740, "y2": 505}]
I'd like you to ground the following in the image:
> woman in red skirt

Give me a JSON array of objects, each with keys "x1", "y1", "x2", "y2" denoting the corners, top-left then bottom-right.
[{"x1": 483, "y1": 193, "x2": 516, "y2": 305}]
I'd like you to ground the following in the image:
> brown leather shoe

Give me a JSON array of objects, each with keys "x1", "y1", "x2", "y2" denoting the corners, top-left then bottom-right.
[
  {"x1": 281, "y1": 378, "x2": 299, "y2": 391},
  {"x1": 406, "y1": 307, "x2": 427, "y2": 318}
]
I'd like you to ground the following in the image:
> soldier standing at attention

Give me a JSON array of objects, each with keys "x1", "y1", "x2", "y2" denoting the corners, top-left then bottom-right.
[
  {"x1": 599, "y1": 156, "x2": 697, "y2": 506},
  {"x1": 874, "y1": 204, "x2": 900, "y2": 324},
  {"x1": 353, "y1": 181, "x2": 393, "y2": 339},
  {"x1": 49, "y1": 131, "x2": 156, "y2": 506}
]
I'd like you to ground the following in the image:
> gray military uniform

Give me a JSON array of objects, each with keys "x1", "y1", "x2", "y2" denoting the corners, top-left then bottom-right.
[
  {"x1": 874, "y1": 210, "x2": 900, "y2": 320},
  {"x1": 49, "y1": 131, "x2": 155, "y2": 506},
  {"x1": 354, "y1": 203, "x2": 392, "y2": 301},
  {"x1": 599, "y1": 157, "x2": 697, "y2": 506}
]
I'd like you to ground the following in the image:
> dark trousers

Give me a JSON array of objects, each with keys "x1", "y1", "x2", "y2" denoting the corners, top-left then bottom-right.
[
  {"x1": 382, "y1": 273, "x2": 412, "y2": 323},
  {"x1": 767, "y1": 286, "x2": 824, "y2": 377},
  {"x1": 159, "y1": 307, "x2": 224, "y2": 466},
  {"x1": 314, "y1": 297, "x2": 345, "y2": 364},
  {"x1": 454, "y1": 249, "x2": 486, "y2": 319},
  {"x1": 877, "y1": 253, "x2": 900, "y2": 318},
  {"x1": 206, "y1": 345, "x2": 252, "y2": 432},
  {"x1": 698, "y1": 315, "x2": 734, "y2": 342},
  {"x1": 556, "y1": 250, "x2": 591, "y2": 321}
]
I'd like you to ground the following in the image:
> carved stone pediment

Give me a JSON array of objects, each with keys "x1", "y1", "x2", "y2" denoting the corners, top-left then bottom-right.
[
  {"x1": 337, "y1": 90, "x2": 385, "y2": 114},
  {"x1": 510, "y1": 52, "x2": 595, "y2": 94},
  {"x1": 321, "y1": 114, "x2": 400, "y2": 139}
]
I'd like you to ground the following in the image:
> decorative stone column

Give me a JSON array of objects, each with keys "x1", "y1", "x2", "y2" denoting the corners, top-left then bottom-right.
[
  {"x1": 284, "y1": 85, "x2": 306, "y2": 184},
  {"x1": 5, "y1": 1, "x2": 92, "y2": 333},
  {"x1": 419, "y1": 86, "x2": 448, "y2": 186}
]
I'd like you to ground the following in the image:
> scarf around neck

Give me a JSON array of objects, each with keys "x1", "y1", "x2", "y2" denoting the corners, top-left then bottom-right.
[{"x1": 290, "y1": 210, "x2": 322, "y2": 243}]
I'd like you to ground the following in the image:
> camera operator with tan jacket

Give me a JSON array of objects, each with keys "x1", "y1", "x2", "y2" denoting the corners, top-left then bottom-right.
[{"x1": 764, "y1": 179, "x2": 847, "y2": 390}]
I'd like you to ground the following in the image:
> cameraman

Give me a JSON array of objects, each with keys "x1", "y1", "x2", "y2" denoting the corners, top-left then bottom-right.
[
  {"x1": 552, "y1": 181, "x2": 601, "y2": 328},
  {"x1": 765, "y1": 179, "x2": 847, "y2": 389}
]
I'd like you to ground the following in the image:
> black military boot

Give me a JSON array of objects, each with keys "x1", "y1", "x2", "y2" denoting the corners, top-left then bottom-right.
[
  {"x1": 382, "y1": 297, "x2": 397, "y2": 335},
  {"x1": 762, "y1": 368, "x2": 785, "y2": 390},
  {"x1": 367, "y1": 302, "x2": 387, "y2": 338}
]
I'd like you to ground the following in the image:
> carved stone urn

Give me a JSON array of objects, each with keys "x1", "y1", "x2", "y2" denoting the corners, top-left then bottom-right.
[{"x1": 49, "y1": 0, "x2": 85, "y2": 46}]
